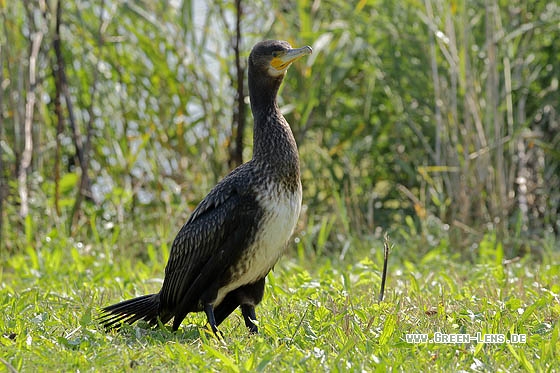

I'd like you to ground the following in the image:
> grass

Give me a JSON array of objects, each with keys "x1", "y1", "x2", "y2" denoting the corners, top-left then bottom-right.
[{"x1": 1, "y1": 228, "x2": 559, "y2": 372}]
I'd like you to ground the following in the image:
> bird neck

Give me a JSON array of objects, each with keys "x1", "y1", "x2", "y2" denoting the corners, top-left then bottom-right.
[
  {"x1": 248, "y1": 69, "x2": 300, "y2": 189},
  {"x1": 248, "y1": 70, "x2": 283, "y2": 113},
  {"x1": 251, "y1": 101, "x2": 300, "y2": 188}
]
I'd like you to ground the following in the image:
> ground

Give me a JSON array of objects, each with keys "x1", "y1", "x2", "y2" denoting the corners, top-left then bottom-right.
[{"x1": 1, "y1": 232, "x2": 558, "y2": 371}]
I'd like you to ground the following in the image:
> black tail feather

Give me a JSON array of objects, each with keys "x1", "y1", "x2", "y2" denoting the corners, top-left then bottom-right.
[{"x1": 99, "y1": 293, "x2": 161, "y2": 329}]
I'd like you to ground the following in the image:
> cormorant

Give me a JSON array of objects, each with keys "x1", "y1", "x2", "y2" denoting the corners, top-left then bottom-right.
[{"x1": 99, "y1": 40, "x2": 312, "y2": 335}]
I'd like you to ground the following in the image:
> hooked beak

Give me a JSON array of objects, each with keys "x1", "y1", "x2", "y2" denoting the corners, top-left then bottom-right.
[{"x1": 269, "y1": 46, "x2": 313, "y2": 75}]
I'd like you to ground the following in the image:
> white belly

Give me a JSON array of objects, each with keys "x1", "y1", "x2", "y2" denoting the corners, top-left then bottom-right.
[{"x1": 214, "y1": 184, "x2": 302, "y2": 305}]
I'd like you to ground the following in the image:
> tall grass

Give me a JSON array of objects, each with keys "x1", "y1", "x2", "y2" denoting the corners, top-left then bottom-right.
[{"x1": 416, "y1": 0, "x2": 559, "y2": 250}]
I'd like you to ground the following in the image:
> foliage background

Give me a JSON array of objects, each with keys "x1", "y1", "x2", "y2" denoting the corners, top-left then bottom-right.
[{"x1": 1, "y1": 0, "x2": 559, "y2": 257}]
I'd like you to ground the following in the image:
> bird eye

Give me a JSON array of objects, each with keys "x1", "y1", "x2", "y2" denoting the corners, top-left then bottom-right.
[{"x1": 271, "y1": 51, "x2": 279, "y2": 57}]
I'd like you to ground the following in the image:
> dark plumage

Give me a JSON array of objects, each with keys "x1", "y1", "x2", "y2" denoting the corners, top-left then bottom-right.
[{"x1": 99, "y1": 40, "x2": 312, "y2": 335}]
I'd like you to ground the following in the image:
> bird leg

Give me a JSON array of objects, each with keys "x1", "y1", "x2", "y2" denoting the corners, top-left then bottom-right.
[
  {"x1": 241, "y1": 304, "x2": 258, "y2": 334},
  {"x1": 204, "y1": 303, "x2": 223, "y2": 339}
]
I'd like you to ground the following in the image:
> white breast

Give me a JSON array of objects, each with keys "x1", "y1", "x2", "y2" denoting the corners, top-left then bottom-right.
[{"x1": 214, "y1": 183, "x2": 302, "y2": 306}]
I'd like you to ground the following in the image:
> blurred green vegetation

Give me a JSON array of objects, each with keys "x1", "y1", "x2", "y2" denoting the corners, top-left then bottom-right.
[
  {"x1": 1, "y1": 0, "x2": 559, "y2": 262},
  {"x1": 1, "y1": 1, "x2": 559, "y2": 371}
]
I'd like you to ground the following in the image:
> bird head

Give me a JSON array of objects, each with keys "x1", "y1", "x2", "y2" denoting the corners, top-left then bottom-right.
[{"x1": 249, "y1": 40, "x2": 312, "y2": 79}]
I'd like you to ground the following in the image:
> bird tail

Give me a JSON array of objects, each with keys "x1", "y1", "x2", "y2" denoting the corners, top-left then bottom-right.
[{"x1": 98, "y1": 293, "x2": 161, "y2": 329}]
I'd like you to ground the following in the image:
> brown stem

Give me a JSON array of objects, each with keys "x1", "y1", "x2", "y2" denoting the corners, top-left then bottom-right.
[
  {"x1": 52, "y1": 0, "x2": 91, "y2": 204},
  {"x1": 229, "y1": 0, "x2": 245, "y2": 168},
  {"x1": 52, "y1": 15, "x2": 65, "y2": 217},
  {"x1": 378, "y1": 233, "x2": 391, "y2": 302},
  {"x1": 0, "y1": 45, "x2": 4, "y2": 248}
]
